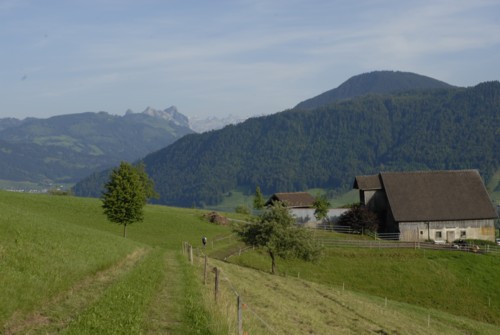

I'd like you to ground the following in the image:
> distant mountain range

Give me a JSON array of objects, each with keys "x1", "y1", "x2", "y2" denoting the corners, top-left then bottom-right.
[
  {"x1": 124, "y1": 106, "x2": 245, "y2": 132},
  {"x1": 0, "y1": 107, "x2": 194, "y2": 188},
  {"x1": 74, "y1": 71, "x2": 500, "y2": 207}
]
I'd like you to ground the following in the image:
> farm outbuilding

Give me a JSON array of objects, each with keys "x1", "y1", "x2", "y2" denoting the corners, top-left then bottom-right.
[
  {"x1": 353, "y1": 170, "x2": 497, "y2": 242},
  {"x1": 265, "y1": 192, "x2": 348, "y2": 226}
]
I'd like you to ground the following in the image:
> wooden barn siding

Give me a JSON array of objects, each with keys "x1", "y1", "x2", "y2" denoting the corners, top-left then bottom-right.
[{"x1": 399, "y1": 219, "x2": 495, "y2": 242}]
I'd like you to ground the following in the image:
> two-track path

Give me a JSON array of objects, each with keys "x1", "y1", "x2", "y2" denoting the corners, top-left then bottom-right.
[{"x1": 4, "y1": 249, "x2": 185, "y2": 334}]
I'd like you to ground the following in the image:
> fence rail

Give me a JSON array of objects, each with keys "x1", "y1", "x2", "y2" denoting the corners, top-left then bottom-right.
[
  {"x1": 314, "y1": 224, "x2": 500, "y2": 255},
  {"x1": 315, "y1": 224, "x2": 400, "y2": 240},
  {"x1": 315, "y1": 238, "x2": 500, "y2": 254}
]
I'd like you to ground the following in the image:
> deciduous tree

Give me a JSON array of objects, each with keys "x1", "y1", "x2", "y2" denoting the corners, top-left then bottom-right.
[
  {"x1": 313, "y1": 194, "x2": 330, "y2": 222},
  {"x1": 237, "y1": 201, "x2": 321, "y2": 274},
  {"x1": 337, "y1": 203, "x2": 379, "y2": 233},
  {"x1": 101, "y1": 161, "x2": 156, "y2": 237}
]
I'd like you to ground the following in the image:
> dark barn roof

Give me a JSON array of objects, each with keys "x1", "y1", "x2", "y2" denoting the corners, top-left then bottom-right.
[
  {"x1": 265, "y1": 192, "x2": 315, "y2": 208},
  {"x1": 353, "y1": 175, "x2": 382, "y2": 190},
  {"x1": 355, "y1": 170, "x2": 498, "y2": 222}
]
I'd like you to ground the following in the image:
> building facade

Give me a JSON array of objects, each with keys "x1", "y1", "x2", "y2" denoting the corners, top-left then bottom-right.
[{"x1": 354, "y1": 170, "x2": 497, "y2": 242}]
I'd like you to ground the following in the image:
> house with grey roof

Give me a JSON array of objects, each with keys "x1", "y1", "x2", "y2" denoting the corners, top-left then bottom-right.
[
  {"x1": 265, "y1": 192, "x2": 348, "y2": 226},
  {"x1": 354, "y1": 170, "x2": 497, "y2": 242}
]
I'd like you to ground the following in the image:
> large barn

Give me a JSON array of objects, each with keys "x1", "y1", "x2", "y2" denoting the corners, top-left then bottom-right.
[{"x1": 353, "y1": 170, "x2": 497, "y2": 242}]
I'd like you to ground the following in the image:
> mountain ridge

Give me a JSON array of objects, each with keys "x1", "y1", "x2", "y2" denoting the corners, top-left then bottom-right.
[
  {"x1": 73, "y1": 72, "x2": 500, "y2": 207},
  {"x1": 294, "y1": 70, "x2": 455, "y2": 110},
  {"x1": 0, "y1": 108, "x2": 194, "y2": 187}
]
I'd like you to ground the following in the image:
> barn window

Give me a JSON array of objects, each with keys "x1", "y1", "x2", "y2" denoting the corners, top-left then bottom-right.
[
  {"x1": 435, "y1": 231, "x2": 442, "y2": 239},
  {"x1": 460, "y1": 231, "x2": 466, "y2": 237}
]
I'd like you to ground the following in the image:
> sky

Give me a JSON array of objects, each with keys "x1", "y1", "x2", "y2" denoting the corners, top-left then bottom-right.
[{"x1": 1, "y1": 0, "x2": 499, "y2": 120}]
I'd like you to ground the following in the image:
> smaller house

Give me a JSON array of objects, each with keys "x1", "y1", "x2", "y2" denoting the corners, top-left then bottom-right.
[
  {"x1": 265, "y1": 192, "x2": 347, "y2": 226},
  {"x1": 354, "y1": 170, "x2": 498, "y2": 242}
]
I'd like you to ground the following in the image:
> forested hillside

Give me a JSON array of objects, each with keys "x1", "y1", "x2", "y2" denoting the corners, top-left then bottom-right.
[
  {"x1": 74, "y1": 81, "x2": 500, "y2": 207},
  {"x1": 295, "y1": 70, "x2": 454, "y2": 110}
]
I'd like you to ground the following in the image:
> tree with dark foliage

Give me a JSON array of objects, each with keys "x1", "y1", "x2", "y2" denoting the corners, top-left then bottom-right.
[{"x1": 337, "y1": 203, "x2": 379, "y2": 233}]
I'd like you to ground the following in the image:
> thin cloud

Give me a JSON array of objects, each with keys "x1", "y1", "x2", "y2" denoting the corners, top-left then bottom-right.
[{"x1": 0, "y1": 0, "x2": 499, "y2": 119}]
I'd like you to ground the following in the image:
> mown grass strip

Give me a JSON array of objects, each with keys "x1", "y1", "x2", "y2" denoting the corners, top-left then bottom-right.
[
  {"x1": 4, "y1": 248, "x2": 149, "y2": 334},
  {"x1": 177, "y1": 252, "x2": 220, "y2": 335},
  {"x1": 62, "y1": 248, "x2": 165, "y2": 334},
  {"x1": 142, "y1": 250, "x2": 184, "y2": 334}
]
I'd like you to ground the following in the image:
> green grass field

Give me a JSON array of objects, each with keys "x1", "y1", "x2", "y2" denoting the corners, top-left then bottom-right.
[{"x1": 1, "y1": 190, "x2": 499, "y2": 334}]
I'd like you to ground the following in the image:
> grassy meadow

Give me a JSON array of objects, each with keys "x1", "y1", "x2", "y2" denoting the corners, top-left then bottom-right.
[
  {"x1": 1, "y1": 190, "x2": 499, "y2": 334},
  {"x1": 0, "y1": 190, "x2": 229, "y2": 334}
]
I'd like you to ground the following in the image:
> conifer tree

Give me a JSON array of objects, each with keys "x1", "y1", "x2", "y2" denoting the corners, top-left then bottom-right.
[{"x1": 253, "y1": 186, "x2": 265, "y2": 210}]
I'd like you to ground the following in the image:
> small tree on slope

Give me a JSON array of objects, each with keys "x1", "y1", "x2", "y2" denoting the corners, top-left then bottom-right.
[
  {"x1": 237, "y1": 201, "x2": 322, "y2": 274},
  {"x1": 101, "y1": 161, "x2": 156, "y2": 238}
]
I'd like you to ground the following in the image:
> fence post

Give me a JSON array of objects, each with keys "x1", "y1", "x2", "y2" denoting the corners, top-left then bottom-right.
[
  {"x1": 237, "y1": 295, "x2": 243, "y2": 335},
  {"x1": 204, "y1": 255, "x2": 208, "y2": 285},
  {"x1": 189, "y1": 245, "x2": 193, "y2": 264},
  {"x1": 214, "y1": 267, "x2": 219, "y2": 303}
]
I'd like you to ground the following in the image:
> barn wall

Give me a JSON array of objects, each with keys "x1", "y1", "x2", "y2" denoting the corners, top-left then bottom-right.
[
  {"x1": 364, "y1": 190, "x2": 395, "y2": 233},
  {"x1": 399, "y1": 219, "x2": 495, "y2": 242}
]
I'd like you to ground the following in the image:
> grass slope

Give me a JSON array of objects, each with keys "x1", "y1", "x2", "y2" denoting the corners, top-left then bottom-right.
[
  {"x1": 195, "y1": 256, "x2": 499, "y2": 335},
  {"x1": 0, "y1": 191, "x2": 228, "y2": 334},
  {"x1": 225, "y1": 246, "x2": 500, "y2": 327},
  {"x1": 1, "y1": 190, "x2": 499, "y2": 334}
]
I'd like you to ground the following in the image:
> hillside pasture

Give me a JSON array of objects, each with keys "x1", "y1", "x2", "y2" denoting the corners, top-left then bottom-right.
[
  {"x1": 225, "y1": 242, "x2": 500, "y2": 327},
  {"x1": 1, "y1": 190, "x2": 499, "y2": 334},
  {"x1": 0, "y1": 191, "x2": 228, "y2": 334},
  {"x1": 192, "y1": 255, "x2": 500, "y2": 335}
]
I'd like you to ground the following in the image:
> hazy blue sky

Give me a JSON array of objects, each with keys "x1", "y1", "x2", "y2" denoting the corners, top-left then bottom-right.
[{"x1": 1, "y1": 0, "x2": 499, "y2": 119}]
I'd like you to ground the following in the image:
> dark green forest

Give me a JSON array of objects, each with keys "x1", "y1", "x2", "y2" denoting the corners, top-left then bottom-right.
[
  {"x1": 295, "y1": 70, "x2": 454, "y2": 110},
  {"x1": 74, "y1": 81, "x2": 500, "y2": 207}
]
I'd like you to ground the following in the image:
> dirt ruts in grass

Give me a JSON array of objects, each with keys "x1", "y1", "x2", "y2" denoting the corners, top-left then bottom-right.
[{"x1": 3, "y1": 247, "x2": 149, "y2": 335}]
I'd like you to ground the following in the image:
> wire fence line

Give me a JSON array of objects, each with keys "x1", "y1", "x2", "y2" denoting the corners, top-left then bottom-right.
[
  {"x1": 314, "y1": 237, "x2": 500, "y2": 255},
  {"x1": 182, "y1": 232, "x2": 499, "y2": 334},
  {"x1": 182, "y1": 241, "x2": 278, "y2": 335}
]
